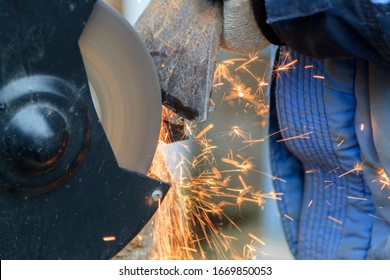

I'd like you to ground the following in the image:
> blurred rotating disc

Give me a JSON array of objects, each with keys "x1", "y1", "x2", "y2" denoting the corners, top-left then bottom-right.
[{"x1": 79, "y1": 0, "x2": 161, "y2": 174}]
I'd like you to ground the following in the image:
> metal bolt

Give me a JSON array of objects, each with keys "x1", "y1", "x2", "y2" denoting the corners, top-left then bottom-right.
[{"x1": 151, "y1": 190, "x2": 163, "y2": 202}]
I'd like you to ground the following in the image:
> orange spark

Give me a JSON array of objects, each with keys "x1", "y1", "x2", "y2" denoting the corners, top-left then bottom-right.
[
  {"x1": 306, "y1": 169, "x2": 319, "y2": 174},
  {"x1": 276, "y1": 131, "x2": 313, "y2": 142},
  {"x1": 103, "y1": 236, "x2": 116, "y2": 242},
  {"x1": 241, "y1": 128, "x2": 289, "y2": 150},
  {"x1": 213, "y1": 82, "x2": 224, "y2": 88},
  {"x1": 248, "y1": 233, "x2": 266, "y2": 246},
  {"x1": 376, "y1": 169, "x2": 390, "y2": 192},
  {"x1": 339, "y1": 161, "x2": 365, "y2": 178},
  {"x1": 324, "y1": 182, "x2": 334, "y2": 188},
  {"x1": 347, "y1": 196, "x2": 368, "y2": 201},
  {"x1": 328, "y1": 216, "x2": 343, "y2": 225},
  {"x1": 196, "y1": 124, "x2": 214, "y2": 139},
  {"x1": 212, "y1": 167, "x2": 222, "y2": 180},
  {"x1": 284, "y1": 214, "x2": 294, "y2": 221},
  {"x1": 273, "y1": 59, "x2": 298, "y2": 74},
  {"x1": 235, "y1": 56, "x2": 259, "y2": 72},
  {"x1": 328, "y1": 167, "x2": 340, "y2": 173}
]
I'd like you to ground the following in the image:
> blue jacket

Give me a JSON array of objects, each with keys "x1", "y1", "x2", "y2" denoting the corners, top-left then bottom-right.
[{"x1": 252, "y1": 0, "x2": 390, "y2": 259}]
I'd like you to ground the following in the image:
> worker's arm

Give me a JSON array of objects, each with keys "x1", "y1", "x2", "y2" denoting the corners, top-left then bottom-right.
[
  {"x1": 251, "y1": 0, "x2": 390, "y2": 69},
  {"x1": 223, "y1": 0, "x2": 390, "y2": 69}
]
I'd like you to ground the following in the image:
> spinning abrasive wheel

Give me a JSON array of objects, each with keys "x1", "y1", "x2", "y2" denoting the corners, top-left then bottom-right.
[{"x1": 0, "y1": 0, "x2": 169, "y2": 259}]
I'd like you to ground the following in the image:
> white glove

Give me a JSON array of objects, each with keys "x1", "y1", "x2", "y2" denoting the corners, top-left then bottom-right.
[{"x1": 221, "y1": 0, "x2": 270, "y2": 54}]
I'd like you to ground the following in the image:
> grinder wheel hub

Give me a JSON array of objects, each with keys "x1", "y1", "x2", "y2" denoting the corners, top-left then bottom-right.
[
  {"x1": 3, "y1": 105, "x2": 69, "y2": 174},
  {"x1": 0, "y1": 76, "x2": 90, "y2": 195}
]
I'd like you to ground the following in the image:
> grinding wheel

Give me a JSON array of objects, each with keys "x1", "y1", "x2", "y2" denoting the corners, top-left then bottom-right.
[{"x1": 80, "y1": 0, "x2": 161, "y2": 174}]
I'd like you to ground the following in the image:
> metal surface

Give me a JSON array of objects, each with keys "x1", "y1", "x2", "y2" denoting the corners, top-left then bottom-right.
[
  {"x1": 135, "y1": 0, "x2": 223, "y2": 122},
  {"x1": 0, "y1": 0, "x2": 169, "y2": 259}
]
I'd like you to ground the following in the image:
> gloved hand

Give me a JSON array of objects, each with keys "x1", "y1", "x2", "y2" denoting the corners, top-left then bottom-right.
[{"x1": 220, "y1": 0, "x2": 269, "y2": 53}]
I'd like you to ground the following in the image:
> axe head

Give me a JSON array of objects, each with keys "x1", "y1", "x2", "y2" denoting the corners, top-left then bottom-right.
[{"x1": 135, "y1": 0, "x2": 222, "y2": 122}]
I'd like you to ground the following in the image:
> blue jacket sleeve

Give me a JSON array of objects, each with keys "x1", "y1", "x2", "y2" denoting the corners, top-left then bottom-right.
[{"x1": 251, "y1": 0, "x2": 390, "y2": 69}]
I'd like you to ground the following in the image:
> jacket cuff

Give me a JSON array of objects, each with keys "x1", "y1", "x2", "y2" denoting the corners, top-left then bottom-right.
[{"x1": 250, "y1": 0, "x2": 284, "y2": 45}]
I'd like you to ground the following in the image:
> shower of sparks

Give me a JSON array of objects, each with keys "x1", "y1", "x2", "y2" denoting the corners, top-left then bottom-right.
[
  {"x1": 214, "y1": 56, "x2": 270, "y2": 117},
  {"x1": 118, "y1": 48, "x2": 390, "y2": 261},
  {"x1": 117, "y1": 45, "x2": 390, "y2": 261},
  {"x1": 145, "y1": 131, "x2": 281, "y2": 260},
  {"x1": 135, "y1": 54, "x2": 288, "y2": 260},
  {"x1": 220, "y1": 125, "x2": 251, "y2": 142}
]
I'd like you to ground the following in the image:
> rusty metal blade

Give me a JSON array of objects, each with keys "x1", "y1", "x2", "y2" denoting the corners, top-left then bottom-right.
[{"x1": 135, "y1": 0, "x2": 222, "y2": 122}]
